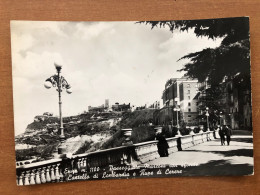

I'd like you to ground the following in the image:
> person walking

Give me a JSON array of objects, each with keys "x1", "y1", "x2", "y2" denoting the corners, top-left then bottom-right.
[
  {"x1": 218, "y1": 125, "x2": 225, "y2": 145},
  {"x1": 224, "y1": 125, "x2": 232, "y2": 145}
]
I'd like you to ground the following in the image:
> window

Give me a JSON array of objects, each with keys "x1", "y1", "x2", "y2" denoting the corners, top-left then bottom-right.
[
  {"x1": 188, "y1": 103, "x2": 191, "y2": 106},
  {"x1": 188, "y1": 96, "x2": 190, "y2": 100},
  {"x1": 188, "y1": 115, "x2": 191, "y2": 117},
  {"x1": 188, "y1": 108, "x2": 191, "y2": 112},
  {"x1": 188, "y1": 90, "x2": 190, "y2": 94},
  {"x1": 187, "y1": 84, "x2": 190, "y2": 88}
]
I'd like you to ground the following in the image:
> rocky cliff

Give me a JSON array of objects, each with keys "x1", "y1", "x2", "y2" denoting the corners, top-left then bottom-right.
[{"x1": 15, "y1": 109, "x2": 158, "y2": 162}]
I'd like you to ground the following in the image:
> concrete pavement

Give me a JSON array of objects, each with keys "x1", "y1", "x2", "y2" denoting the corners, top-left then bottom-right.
[{"x1": 147, "y1": 134, "x2": 254, "y2": 176}]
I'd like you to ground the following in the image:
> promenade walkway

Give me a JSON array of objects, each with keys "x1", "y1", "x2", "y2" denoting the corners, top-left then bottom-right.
[{"x1": 147, "y1": 132, "x2": 254, "y2": 176}]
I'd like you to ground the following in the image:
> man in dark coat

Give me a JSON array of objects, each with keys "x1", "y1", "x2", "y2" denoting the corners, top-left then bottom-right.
[
  {"x1": 218, "y1": 126, "x2": 225, "y2": 145},
  {"x1": 156, "y1": 133, "x2": 169, "y2": 157},
  {"x1": 224, "y1": 125, "x2": 232, "y2": 145}
]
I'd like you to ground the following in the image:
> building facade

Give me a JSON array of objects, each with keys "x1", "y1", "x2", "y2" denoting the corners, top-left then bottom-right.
[
  {"x1": 179, "y1": 80, "x2": 199, "y2": 126},
  {"x1": 156, "y1": 77, "x2": 199, "y2": 127},
  {"x1": 196, "y1": 77, "x2": 252, "y2": 130},
  {"x1": 162, "y1": 78, "x2": 186, "y2": 107}
]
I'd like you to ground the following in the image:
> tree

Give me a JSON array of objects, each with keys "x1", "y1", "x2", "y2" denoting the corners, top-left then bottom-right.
[{"x1": 140, "y1": 17, "x2": 251, "y2": 88}]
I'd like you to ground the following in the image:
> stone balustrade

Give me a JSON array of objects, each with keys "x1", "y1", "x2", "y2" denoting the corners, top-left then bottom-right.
[
  {"x1": 134, "y1": 140, "x2": 160, "y2": 163},
  {"x1": 16, "y1": 159, "x2": 62, "y2": 185},
  {"x1": 167, "y1": 137, "x2": 179, "y2": 154},
  {"x1": 16, "y1": 130, "x2": 217, "y2": 185}
]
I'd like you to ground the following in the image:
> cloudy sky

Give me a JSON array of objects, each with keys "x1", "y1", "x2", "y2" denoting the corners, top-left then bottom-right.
[{"x1": 11, "y1": 21, "x2": 222, "y2": 135}]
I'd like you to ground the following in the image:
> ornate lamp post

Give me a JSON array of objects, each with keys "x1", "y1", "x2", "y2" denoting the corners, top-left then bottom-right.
[
  {"x1": 174, "y1": 98, "x2": 181, "y2": 136},
  {"x1": 205, "y1": 107, "x2": 210, "y2": 132},
  {"x1": 44, "y1": 63, "x2": 72, "y2": 155},
  {"x1": 219, "y1": 111, "x2": 223, "y2": 126}
]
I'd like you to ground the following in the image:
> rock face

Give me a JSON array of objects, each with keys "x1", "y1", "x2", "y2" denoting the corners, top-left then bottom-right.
[
  {"x1": 15, "y1": 112, "x2": 122, "y2": 161},
  {"x1": 15, "y1": 109, "x2": 158, "y2": 162}
]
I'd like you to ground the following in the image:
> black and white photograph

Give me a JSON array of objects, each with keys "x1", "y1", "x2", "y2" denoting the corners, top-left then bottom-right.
[{"x1": 11, "y1": 17, "x2": 253, "y2": 186}]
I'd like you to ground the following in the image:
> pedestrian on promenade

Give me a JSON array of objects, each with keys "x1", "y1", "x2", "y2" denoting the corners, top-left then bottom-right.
[
  {"x1": 224, "y1": 125, "x2": 232, "y2": 145},
  {"x1": 156, "y1": 132, "x2": 169, "y2": 157},
  {"x1": 218, "y1": 125, "x2": 225, "y2": 145}
]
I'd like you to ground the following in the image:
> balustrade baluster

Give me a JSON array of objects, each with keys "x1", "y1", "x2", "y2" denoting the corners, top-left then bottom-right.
[
  {"x1": 35, "y1": 168, "x2": 41, "y2": 184},
  {"x1": 71, "y1": 159, "x2": 74, "y2": 172},
  {"x1": 18, "y1": 172, "x2": 24, "y2": 186},
  {"x1": 83, "y1": 158, "x2": 87, "y2": 168},
  {"x1": 29, "y1": 170, "x2": 36, "y2": 185},
  {"x1": 77, "y1": 159, "x2": 81, "y2": 172},
  {"x1": 73, "y1": 160, "x2": 78, "y2": 175},
  {"x1": 80, "y1": 158, "x2": 84, "y2": 169},
  {"x1": 45, "y1": 166, "x2": 51, "y2": 182},
  {"x1": 59, "y1": 168, "x2": 64, "y2": 182},
  {"x1": 87, "y1": 160, "x2": 90, "y2": 170},
  {"x1": 23, "y1": 171, "x2": 30, "y2": 185},
  {"x1": 51, "y1": 165, "x2": 56, "y2": 182},
  {"x1": 17, "y1": 174, "x2": 22, "y2": 186},
  {"x1": 55, "y1": 164, "x2": 60, "y2": 182},
  {"x1": 41, "y1": 167, "x2": 46, "y2": 184}
]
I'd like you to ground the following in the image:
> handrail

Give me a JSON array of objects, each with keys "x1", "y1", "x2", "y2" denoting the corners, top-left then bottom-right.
[
  {"x1": 16, "y1": 158, "x2": 62, "y2": 170},
  {"x1": 75, "y1": 145, "x2": 134, "y2": 158}
]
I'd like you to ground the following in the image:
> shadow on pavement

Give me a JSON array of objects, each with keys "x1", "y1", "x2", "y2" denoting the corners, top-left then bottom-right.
[
  {"x1": 182, "y1": 159, "x2": 254, "y2": 176},
  {"x1": 231, "y1": 137, "x2": 253, "y2": 143},
  {"x1": 206, "y1": 144, "x2": 252, "y2": 148},
  {"x1": 232, "y1": 130, "x2": 253, "y2": 135},
  {"x1": 182, "y1": 149, "x2": 253, "y2": 158},
  {"x1": 210, "y1": 149, "x2": 253, "y2": 157}
]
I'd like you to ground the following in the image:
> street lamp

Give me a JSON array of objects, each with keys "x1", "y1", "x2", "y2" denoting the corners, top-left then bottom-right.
[
  {"x1": 219, "y1": 111, "x2": 223, "y2": 126},
  {"x1": 205, "y1": 107, "x2": 210, "y2": 132},
  {"x1": 174, "y1": 97, "x2": 181, "y2": 137},
  {"x1": 44, "y1": 63, "x2": 72, "y2": 155}
]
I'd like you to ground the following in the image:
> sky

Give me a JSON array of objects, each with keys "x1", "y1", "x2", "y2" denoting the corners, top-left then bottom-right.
[{"x1": 11, "y1": 21, "x2": 222, "y2": 135}]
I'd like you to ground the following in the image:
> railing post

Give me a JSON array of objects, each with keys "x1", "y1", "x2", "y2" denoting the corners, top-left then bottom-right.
[
  {"x1": 122, "y1": 128, "x2": 133, "y2": 146},
  {"x1": 199, "y1": 125, "x2": 204, "y2": 133}
]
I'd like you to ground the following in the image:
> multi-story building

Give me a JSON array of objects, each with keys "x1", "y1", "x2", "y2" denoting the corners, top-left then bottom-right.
[
  {"x1": 179, "y1": 80, "x2": 199, "y2": 126},
  {"x1": 162, "y1": 78, "x2": 186, "y2": 107},
  {"x1": 224, "y1": 79, "x2": 252, "y2": 129},
  {"x1": 197, "y1": 77, "x2": 252, "y2": 130},
  {"x1": 155, "y1": 77, "x2": 199, "y2": 127}
]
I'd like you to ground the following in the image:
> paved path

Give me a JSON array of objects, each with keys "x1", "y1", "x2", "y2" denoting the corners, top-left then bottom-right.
[{"x1": 147, "y1": 134, "x2": 254, "y2": 176}]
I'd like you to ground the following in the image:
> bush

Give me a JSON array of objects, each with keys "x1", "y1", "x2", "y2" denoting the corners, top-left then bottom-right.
[
  {"x1": 74, "y1": 141, "x2": 93, "y2": 154},
  {"x1": 131, "y1": 126, "x2": 156, "y2": 143}
]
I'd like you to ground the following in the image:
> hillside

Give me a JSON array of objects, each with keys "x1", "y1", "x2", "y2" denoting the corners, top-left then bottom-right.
[{"x1": 15, "y1": 109, "x2": 158, "y2": 162}]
